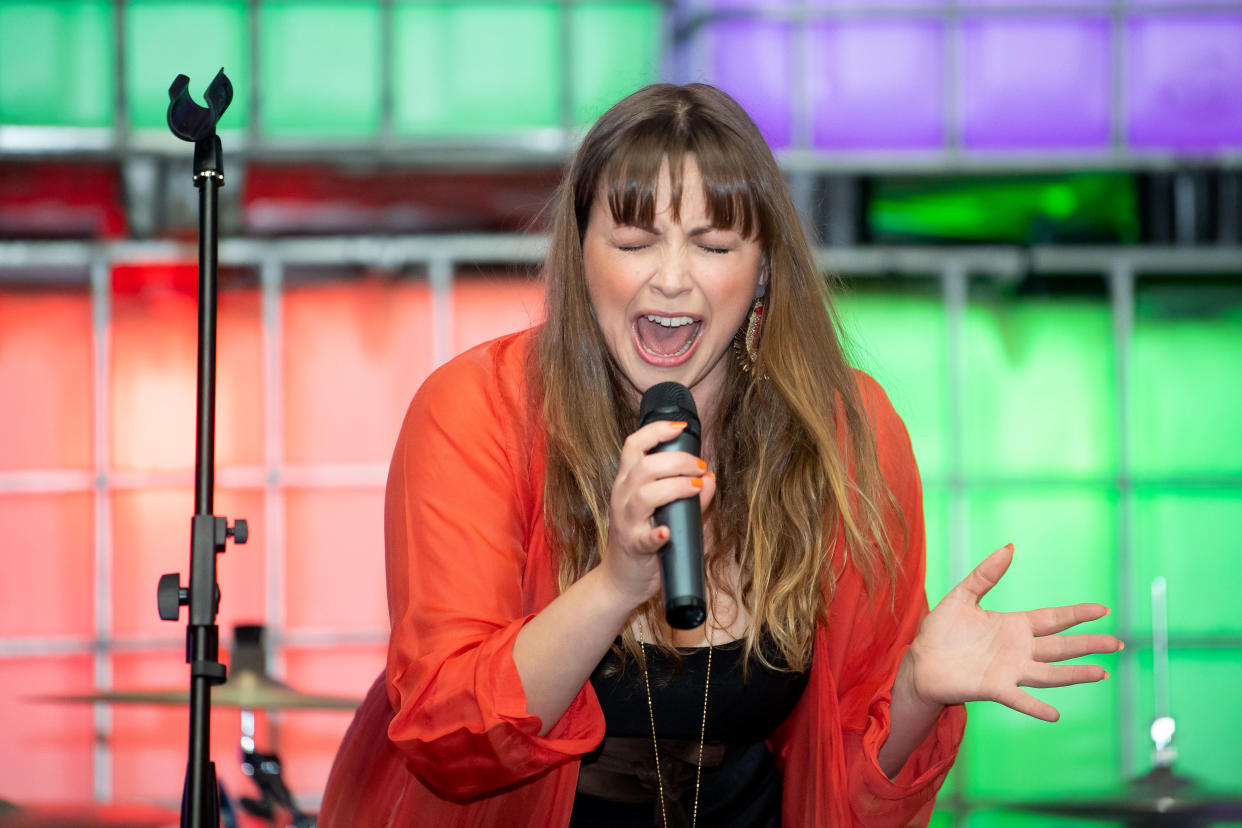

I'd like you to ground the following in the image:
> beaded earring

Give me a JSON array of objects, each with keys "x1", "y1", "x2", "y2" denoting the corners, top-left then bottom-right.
[{"x1": 733, "y1": 277, "x2": 767, "y2": 372}]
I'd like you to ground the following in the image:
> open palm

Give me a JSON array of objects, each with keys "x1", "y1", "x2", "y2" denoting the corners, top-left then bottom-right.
[{"x1": 907, "y1": 544, "x2": 1123, "y2": 722}]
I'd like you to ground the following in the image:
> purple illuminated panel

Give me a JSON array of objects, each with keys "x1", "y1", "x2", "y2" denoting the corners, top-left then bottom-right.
[
  {"x1": 812, "y1": 0, "x2": 945, "y2": 6},
  {"x1": 960, "y1": 16, "x2": 1111, "y2": 150},
  {"x1": 809, "y1": 20, "x2": 946, "y2": 151},
  {"x1": 962, "y1": 0, "x2": 1109, "y2": 6},
  {"x1": 1126, "y1": 14, "x2": 1242, "y2": 151},
  {"x1": 709, "y1": 19, "x2": 795, "y2": 148}
]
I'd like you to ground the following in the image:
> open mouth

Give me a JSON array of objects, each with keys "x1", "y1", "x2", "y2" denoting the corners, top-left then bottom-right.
[{"x1": 634, "y1": 313, "x2": 702, "y2": 362}]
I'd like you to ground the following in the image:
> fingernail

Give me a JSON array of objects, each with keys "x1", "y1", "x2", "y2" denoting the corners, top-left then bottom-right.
[
  {"x1": 1117, "y1": 640, "x2": 1125, "y2": 651},
  {"x1": 669, "y1": 421, "x2": 687, "y2": 429},
  {"x1": 696, "y1": 459, "x2": 707, "y2": 470},
  {"x1": 659, "y1": 527, "x2": 669, "y2": 541},
  {"x1": 1102, "y1": 670, "x2": 1110, "y2": 681},
  {"x1": 691, "y1": 477, "x2": 703, "y2": 488}
]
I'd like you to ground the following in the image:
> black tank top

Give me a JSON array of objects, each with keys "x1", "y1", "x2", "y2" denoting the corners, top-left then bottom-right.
[{"x1": 570, "y1": 638, "x2": 810, "y2": 827}]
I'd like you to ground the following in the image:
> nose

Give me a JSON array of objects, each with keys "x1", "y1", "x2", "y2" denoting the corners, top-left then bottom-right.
[{"x1": 649, "y1": 248, "x2": 692, "y2": 298}]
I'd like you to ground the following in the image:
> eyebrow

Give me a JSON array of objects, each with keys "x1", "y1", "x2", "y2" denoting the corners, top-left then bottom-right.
[{"x1": 615, "y1": 223, "x2": 730, "y2": 237}]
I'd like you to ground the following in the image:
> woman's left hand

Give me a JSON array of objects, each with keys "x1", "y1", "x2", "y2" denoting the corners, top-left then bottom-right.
[{"x1": 905, "y1": 543, "x2": 1124, "y2": 722}]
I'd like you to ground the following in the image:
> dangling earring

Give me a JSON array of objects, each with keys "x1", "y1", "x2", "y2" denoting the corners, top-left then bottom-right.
[{"x1": 733, "y1": 279, "x2": 766, "y2": 373}]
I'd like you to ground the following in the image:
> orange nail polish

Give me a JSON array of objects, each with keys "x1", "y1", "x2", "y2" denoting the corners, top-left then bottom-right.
[
  {"x1": 696, "y1": 459, "x2": 707, "y2": 470},
  {"x1": 1102, "y1": 670, "x2": 1110, "y2": 681},
  {"x1": 669, "y1": 421, "x2": 687, "y2": 428},
  {"x1": 1117, "y1": 640, "x2": 1125, "y2": 651},
  {"x1": 691, "y1": 477, "x2": 703, "y2": 488}
]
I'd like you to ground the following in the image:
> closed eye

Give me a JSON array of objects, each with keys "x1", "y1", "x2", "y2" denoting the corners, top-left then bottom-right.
[{"x1": 699, "y1": 244, "x2": 731, "y2": 255}]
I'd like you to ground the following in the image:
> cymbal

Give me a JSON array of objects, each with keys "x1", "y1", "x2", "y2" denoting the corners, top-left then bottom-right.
[
  {"x1": 35, "y1": 667, "x2": 360, "y2": 711},
  {"x1": 1004, "y1": 793, "x2": 1242, "y2": 823}
]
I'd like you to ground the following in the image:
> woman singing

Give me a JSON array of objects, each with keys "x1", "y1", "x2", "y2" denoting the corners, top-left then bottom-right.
[{"x1": 319, "y1": 83, "x2": 1122, "y2": 827}]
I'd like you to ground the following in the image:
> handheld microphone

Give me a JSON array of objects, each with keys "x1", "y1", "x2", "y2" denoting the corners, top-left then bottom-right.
[{"x1": 639, "y1": 381, "x2": 706, "y2": 630}]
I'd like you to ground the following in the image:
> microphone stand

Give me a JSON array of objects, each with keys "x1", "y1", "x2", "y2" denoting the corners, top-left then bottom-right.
[{"x1": 156, "y1": 68, "x2": 248, "y2": 828}]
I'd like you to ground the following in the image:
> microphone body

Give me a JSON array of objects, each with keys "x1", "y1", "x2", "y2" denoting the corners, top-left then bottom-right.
[{"x1": 639, "y1": 382, "x2": 706, "y2": 630}]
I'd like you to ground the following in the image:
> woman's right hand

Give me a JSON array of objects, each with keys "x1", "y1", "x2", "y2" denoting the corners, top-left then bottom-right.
[{"x1": 600, "y1": 420, "x2": 717, "y2": 609}]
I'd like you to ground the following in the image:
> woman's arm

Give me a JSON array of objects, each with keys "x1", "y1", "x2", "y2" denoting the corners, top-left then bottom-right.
[{"x1": 514, "y1": 420, "x2": 716, "y2": 736}]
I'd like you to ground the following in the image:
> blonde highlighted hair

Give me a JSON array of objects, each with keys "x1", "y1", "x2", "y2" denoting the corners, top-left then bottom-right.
[{"x1": 532, "y1": 83, "x2": 899, "y2": 671}]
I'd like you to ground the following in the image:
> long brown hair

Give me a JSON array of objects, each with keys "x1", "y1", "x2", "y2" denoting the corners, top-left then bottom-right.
[{"x1": 532, "y1": 84, "x2": 899, "y2": 672}]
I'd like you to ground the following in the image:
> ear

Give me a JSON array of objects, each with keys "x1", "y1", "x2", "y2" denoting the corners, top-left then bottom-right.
[{"x1": 756, "y1": 255, "x2": 770, "y2": 298}]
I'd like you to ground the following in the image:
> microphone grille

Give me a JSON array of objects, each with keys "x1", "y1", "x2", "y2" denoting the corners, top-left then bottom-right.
[{"x1": 639, "y1": 381, "x2": 699, "y2": 424}]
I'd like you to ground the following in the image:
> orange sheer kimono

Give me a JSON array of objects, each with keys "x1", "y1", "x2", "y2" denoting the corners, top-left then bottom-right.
[{"x1": 320, "y1": 329, "x2": 965, "y2": 827}]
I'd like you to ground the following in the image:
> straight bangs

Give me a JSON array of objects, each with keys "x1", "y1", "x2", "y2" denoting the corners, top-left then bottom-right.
[{"x1": 594, "y1": 123, "x2": 768, "y2": 244}]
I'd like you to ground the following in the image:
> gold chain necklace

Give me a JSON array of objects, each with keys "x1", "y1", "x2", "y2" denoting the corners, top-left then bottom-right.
[{"x1": 638, "y1": 622, "x2": 713, "y2": 828}]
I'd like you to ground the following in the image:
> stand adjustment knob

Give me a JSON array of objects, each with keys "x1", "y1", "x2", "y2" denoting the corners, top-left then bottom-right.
[
  {"x1": 158, "y1": 573, "x2": 188, "y2": 621},
  {"x1": 227, "y1": 519, "x2": 248, "y2": 544}
]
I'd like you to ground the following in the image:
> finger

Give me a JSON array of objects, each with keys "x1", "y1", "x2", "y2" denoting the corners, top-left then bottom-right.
[
  {"x1": 1032, "y1": 633, "x2": 1124, "y2": 664},
  {"x1": 1027, "y1": 603, "x2": 1110, "y2": 637},
  {"x1": 951, "y1": 543, "x2": 1014, "y2": 604},
  {"x1": 620, "y1": 419, "x2": 689, "y2": 467},
  {"x1": 698, "y1": 471, "x2": 717, "y2": 513},
  {"x1": 1020, "y1": 661, "x2": 1108, "y2": 689},
  {"x1": 996, "y1": 687, "x2": 1060, "y2": 722},
  {"x1": 637, "y1": 477, "x2": 708, "y2": 520},
  {"x1": 633, "y1": 450, "x2": 708, "y2": 482}
]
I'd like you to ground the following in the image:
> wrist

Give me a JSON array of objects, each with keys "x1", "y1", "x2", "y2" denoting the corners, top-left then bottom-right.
[{"x1": 895, "y1": 644, "x2": 941, "y2": 713}]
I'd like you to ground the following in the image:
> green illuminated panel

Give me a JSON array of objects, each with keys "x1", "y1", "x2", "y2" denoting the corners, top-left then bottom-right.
[
  {"x1": 1132, "y1": 490, "x2": 1242, "y2": 637},
  {"x1": 966, "y1": 488, "x2": 1119, "y2": 626},
  {"x1": 1129, "y1": 650, "x2": 1242, "y2": 793},
  {"x1": 962, "y1": 650, "x2": 1121, "y2": 798},
  {"x1": 962, "y1": 296, "x2": 1117, "y2": 479},
  {"x1": 868, "y1": 173, "x2": 1139, "y2": 245},
  {"x1": 124, "y1": 0, "x2": 249, "y2": 131},
  {"x1": 1131, "y1": 281, "x2": 1242, "y2": 476},
  {"x1": 0, "y1": 0, "x2": 114, "y2": 127},
  {"x1": 966, "y1": 811, "x2": 1123, "y2": 828},
  {"x1": 570, "y1": 1, "x2": 660, "y2": 125},
  {"x1": 835, "y1": 283, "x2": 948, "y2": 478},
  {"x1": 394, "y1": 1, "x2": 560, "y2": 136},
  {"x1": 258, "y1": 1, "x2": 380, "y2": 138},
  {"x1": 923, "y1": 485, "x2": 951, "y2": 607},
  {"x1": 961, "y1": 489, "x2": 1121, "y2": 794}
]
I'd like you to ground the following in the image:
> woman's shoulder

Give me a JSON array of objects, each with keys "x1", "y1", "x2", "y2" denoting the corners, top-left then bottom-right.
[
  {"x1": 411, "y1": 328, "x2": 535, "y2": 409},
  {"x1": 848, "y1": 368, "x2": 919, "y2": 488},
  {"x1": 849, "y1": 369, "x2": 907, "y2": 441},
  {"x1": 399, "y1": 327, "x2": 538, "y2": 450}
]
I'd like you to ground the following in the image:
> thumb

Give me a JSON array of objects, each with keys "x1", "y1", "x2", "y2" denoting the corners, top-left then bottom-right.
[{"x1": 953, "y1": 543, "x2": 1015, "y2": 605}]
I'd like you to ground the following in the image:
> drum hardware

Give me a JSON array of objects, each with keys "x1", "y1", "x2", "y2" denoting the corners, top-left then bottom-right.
[
  {"x1": 1001, "y1": 577, "x2": 1242, "y2": 826},
  {"x1": 33, "y1": 626, "x2": 358, "y2": 828}
]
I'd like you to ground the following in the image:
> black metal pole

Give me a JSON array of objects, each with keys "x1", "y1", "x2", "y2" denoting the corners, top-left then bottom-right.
[
  {"x1": 184, "y1": 137, "x2": 224, "y2": 828},
  {"x1": 157, "y1": 71, "x2": 244, "y2": 828}
]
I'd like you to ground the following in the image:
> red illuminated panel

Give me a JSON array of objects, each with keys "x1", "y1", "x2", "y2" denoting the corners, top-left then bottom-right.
[
  {"x1": 111, "y1": 263, "x2": 263, "y2": 471},
  {"x1": 283, "y1": 276, "x2": 433, "y2": 464},
  {"x1": 283, "y1": 489, "x2": 387, "y2": 636},
  {"x1": 0, "y1": 288, "x2": 92, "y2": 470},
  {"x1": 0, "y1": 655, "x2": 95, "y2": 803},
  {"x1": 274, "y1": 643, "x2": 385, "y2": 802},
  {"x1": 0, "y1": 493, "x2": 93, "y2": 638},
  {"x1": 111, "y1": 489, "x2": 267, "y2": 639},
  {"x1": 109, "y1": 649, "x2": 253, "y2": 807},
  {"x1": 450, "y1": 272, "x2": 545, "y2": 357}
]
